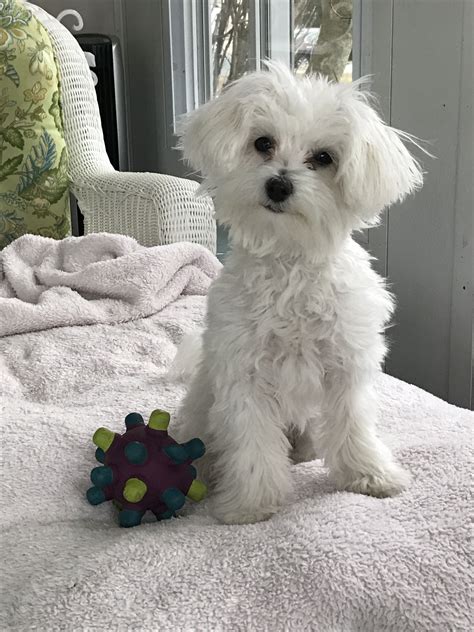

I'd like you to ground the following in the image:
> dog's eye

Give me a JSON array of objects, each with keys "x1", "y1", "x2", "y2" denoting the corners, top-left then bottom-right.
[
  {"x1": 314, "y1": 151, "x2": 333, "y2": 165},
  {"x1": 306, "y1": 151, "x2": 333, "y2": 169},
  {"x1": 254, "y1": 137, "x2": 274, "y2": 153}
]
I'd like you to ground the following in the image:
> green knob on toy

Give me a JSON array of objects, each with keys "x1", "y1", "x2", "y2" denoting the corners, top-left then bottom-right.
[
  {"x1": 148, "y1": 410, "x2": 170, "y2": 431},
  {"x1": 123, "y1": 478, "x2": 147, "y2": 503},
  {"x1": 187, "y1": 479, "x2": 207, "y2": 502},
  {"x1": 93, "y1": 427, "x2": 116, "y2": 452}
]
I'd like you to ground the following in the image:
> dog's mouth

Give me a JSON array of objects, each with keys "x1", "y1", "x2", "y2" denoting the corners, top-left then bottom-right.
[{"x1": 262, "y1": 203, "x2": 284, "y2": 214}]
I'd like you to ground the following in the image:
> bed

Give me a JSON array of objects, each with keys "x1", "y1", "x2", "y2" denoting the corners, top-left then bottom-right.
[{"x1": 1, "y1": 234, "x2": 471, "y2": 631}]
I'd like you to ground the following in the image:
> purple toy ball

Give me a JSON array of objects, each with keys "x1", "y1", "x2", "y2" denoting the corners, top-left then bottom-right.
[{"x1": 86, "y1": 410, "x2": 207, "y2": 527}]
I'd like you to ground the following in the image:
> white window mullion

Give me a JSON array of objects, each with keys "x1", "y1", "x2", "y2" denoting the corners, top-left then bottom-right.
[
  {"x1": 249, "y1": 0, "x2": 262, "y2": 71},
  {"x1": 201, "y1": 0, "x2": 212, "y2": 102},
  {"x1": 167, "y1": 0, "x2": 203, "y2": 138},
  {"x1": 184, "y1": 0, "x2": 199, "y2": 112}
]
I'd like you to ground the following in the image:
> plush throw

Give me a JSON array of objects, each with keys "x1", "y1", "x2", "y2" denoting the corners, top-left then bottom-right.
[
  {"x1": 0, "y1": 0, "x2": 70, "y2": 249},
  {"x1": 0, "y1": 232, "x2": 222, "y2": 336}
]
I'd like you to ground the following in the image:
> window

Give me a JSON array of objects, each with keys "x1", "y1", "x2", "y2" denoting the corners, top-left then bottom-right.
[{"x1": 168, "y1": 0, "x2": 353, "y2": 125}]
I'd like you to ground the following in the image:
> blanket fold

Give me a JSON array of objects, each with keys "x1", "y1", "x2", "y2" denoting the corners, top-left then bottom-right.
[{"x1": 0, "y1": 233, "x2": 222, "y2": 336}]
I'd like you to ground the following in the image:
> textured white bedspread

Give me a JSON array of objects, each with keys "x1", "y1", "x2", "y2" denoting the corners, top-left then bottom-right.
[{"x1": 0, "y1": 235, "x2": 471, "y2": 631}]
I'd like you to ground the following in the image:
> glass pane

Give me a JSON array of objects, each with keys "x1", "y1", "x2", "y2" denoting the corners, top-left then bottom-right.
[
  {"x1": 293, "y1": 0, "x2": 352, "y2": 82},
  {"x1": 211, "y1": 0, "x2": 253, "y2": 95}
]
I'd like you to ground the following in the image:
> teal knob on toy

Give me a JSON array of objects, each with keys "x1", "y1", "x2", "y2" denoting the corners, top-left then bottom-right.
[{"x1": 86, "y1": 410, "x2": 207, "y2": 527}]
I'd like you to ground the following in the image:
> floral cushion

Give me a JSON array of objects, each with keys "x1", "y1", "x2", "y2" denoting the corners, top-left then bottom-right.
[{"x1": 0, "y1": 0, "x2": 70, "y2": 249}]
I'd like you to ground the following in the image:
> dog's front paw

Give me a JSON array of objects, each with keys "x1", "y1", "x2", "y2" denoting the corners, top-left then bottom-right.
[
  {"x1": 212, "y1": 502, "x2": 276, "y2": 525},
  {"x1": 211, "y1": 485, "x2": 288, "y2": 525},
  {"x1": 336, "y1": 463, "x2": 411, "y2": 498}
]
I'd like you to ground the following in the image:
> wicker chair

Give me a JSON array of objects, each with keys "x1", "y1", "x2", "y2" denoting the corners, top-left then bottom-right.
[{"x1": 27, "y1": 3, "x2": 216, "y2": 253}]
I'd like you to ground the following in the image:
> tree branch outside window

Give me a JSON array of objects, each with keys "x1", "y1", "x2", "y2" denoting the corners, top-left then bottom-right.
[{"x1": 211, "y1": 0, "x2": 352, "y2": 94}]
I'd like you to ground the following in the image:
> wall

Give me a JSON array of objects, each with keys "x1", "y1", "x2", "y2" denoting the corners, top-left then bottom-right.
[
  {"x1": 387, "y1": 0, "x2": 472, "y2": 407},
  {"x1": 361, "y1": 0, "x2": 472, "y2": 408},
  {"x1": 33, "y1": 0, "x2": 124, "y2": 37}
]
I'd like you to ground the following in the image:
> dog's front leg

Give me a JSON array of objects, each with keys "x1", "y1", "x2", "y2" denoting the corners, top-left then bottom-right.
[
  {"x1": 207, "y1": 386, "x2": 292, "y2": 524},
  {"x1": 319, "y1": 369, "x2": 410, "y2": 497}
]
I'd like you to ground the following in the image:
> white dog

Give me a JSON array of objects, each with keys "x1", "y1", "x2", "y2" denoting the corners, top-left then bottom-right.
[{"x1": 174, "y1": 63, "x2": 423, "y2": 525}]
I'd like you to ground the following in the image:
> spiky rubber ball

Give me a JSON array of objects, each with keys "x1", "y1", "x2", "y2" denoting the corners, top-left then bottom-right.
[{"x1": 86, "y1": 410, "x2": 207, "y2": 527}]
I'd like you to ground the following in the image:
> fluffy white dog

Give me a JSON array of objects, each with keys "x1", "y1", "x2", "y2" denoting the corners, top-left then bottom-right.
[{"x1": 175, "y1": 63, "x2": 423, "y2": 525}]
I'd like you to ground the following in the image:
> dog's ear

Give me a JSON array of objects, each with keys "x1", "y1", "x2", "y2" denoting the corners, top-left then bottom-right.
[
  {"x1": 177, "y1": 85, "x2": 249, "y2": 179},
  {"x1": 337, "y1": 88, "x2": 424, "y2": 222}
]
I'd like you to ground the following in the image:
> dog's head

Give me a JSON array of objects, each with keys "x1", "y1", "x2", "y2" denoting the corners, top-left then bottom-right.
[{"x1": 179, "y1": 63, "x2": 423, "y2": 259}]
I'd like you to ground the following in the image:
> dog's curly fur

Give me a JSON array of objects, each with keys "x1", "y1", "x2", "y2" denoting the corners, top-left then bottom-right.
[{"x1": 174, "y1": 63, "x2": 423, "y2": 525}]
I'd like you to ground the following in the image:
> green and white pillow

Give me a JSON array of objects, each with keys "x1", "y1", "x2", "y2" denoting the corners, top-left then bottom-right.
[{"x1": 0, "y1": 0, "x2": 70, "y2": 249}]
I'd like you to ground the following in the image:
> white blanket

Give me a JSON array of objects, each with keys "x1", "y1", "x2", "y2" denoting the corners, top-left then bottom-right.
[
  {"x1": 0, "y1": 233, "x2": 221, "y2": 336},
  {"x1": 0, "y1": 235, "x2": 472, "y2": 631}
]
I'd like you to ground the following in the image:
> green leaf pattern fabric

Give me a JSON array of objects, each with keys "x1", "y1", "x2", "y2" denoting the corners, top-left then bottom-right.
[{"x1": 0, "y1": 0, "x2": 70, "y2": 249}]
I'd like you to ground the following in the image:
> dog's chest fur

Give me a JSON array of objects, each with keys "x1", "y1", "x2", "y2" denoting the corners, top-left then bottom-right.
[{"x1": 206, "y1": 240, "x2": 392, "y2": 428}]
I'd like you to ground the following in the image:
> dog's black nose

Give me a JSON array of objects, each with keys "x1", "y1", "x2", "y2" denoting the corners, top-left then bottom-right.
[{"x1": 265, "y1": 175, "x2": 293, "y2": 203}]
